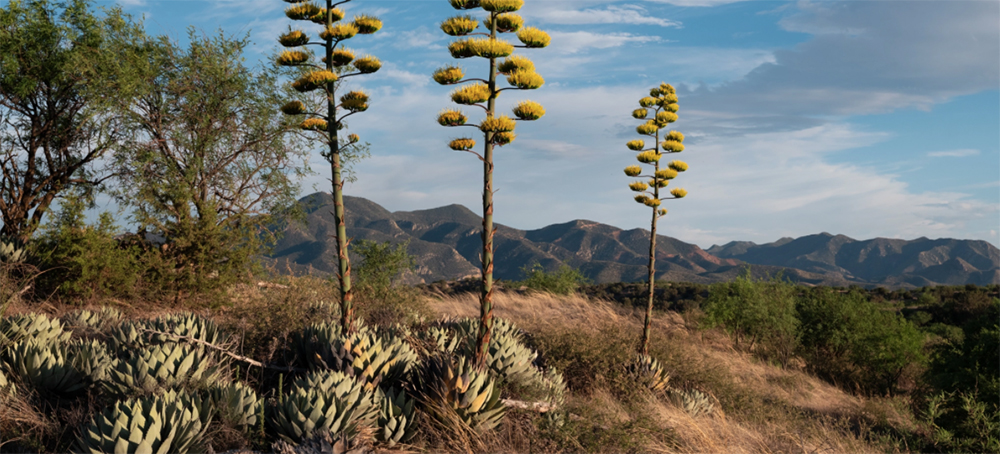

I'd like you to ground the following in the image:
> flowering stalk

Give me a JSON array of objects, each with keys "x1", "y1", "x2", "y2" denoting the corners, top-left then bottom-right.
[
  {"x1": 434, "y1": 0, "x2": 550, "y2": 370},
  {"x1": 624, "y1": 83, "x2": 689, "y2": 356},
  {"x1": 276, "y1": 0, "x2": 382, "y2": 333}
]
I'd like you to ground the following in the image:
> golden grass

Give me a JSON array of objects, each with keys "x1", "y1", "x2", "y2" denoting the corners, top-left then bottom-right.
[{"x1": 425, "y1": 291, "x2": 901, "y2": 454}]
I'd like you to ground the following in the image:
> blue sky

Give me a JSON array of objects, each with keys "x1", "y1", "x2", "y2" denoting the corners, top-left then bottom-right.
[{"x1": 94, "y1": 0, "x2": 999, "y2": 248}]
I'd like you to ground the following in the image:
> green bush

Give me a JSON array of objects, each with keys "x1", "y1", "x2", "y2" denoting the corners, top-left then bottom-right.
[
  {"x1": 518, "y1": 263, "x2": 590, "y2": 295},
  {"x1": 797, "y1": 289, "x2": 926, "y2": 395},
  {"x1": 701, "y1": 271, "x2": 799, "y2": 365},
  {"x1": 352, "y1": 239, "x2": 427, "y2": 327}
]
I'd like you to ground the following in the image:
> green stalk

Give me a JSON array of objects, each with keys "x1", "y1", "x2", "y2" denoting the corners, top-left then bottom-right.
[
  {"x1": 641, "y1": 127, "x2": 660, "y2": 356},
  {"x1": 326, "y1": 0, "x2": 354, "y2": 333},
  {"x1": 474, "y1": 11, "x2": 499, "y2": 370}
]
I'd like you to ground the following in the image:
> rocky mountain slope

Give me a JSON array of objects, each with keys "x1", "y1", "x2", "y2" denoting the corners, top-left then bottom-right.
[{"x1": 265, "y1": 193, "x2": 1000, "y2": 287}]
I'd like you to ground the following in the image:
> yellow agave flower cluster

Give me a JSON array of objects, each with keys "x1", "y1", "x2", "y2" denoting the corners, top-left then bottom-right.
[
  {"x1": 436, "y1": 0, "x2": 549, "y2": 152},
  {"x1": 276, "y1": 0, "x2": 383, "y2": 136},
  {"x1": 624, "y1": 83, "x2": 690, "y2": 213}
]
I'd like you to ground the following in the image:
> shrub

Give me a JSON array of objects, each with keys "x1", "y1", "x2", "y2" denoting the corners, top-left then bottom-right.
[
  {"x1": 518, "y1": 263, "x2": 590, "y2": 295},
  {"x1": 352, "y1": 240, "x2": 427, "y2": 326},
  {"x1": 702, "y1": 271, "x2": 799, "y2": 365},
  {"x1": 797, "y1": 288, "x2": 926, "y2": 395}
]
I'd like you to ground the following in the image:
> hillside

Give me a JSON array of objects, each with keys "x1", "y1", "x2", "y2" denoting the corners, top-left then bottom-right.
[{"x1": 266, "y1": 193, "x2": 1000, "y2": 288}]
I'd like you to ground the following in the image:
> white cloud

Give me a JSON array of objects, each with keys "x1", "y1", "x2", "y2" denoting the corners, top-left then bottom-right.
[
  {"x1": 530, "y1": 4, "x2": 680, "y2": 28},
  {"x1": 928, "y1": 149, "x2": 980, "y2": 158},
  {"x1": 547, "y1": 31, "x2": 662, "y2": 54}
]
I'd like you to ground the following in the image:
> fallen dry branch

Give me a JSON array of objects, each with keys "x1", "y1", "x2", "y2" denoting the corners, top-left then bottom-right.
[
  {"x1": 139, "y1": 328, "x2": 303, "y2": 372},
  {"x1": 501, "y1": 399, "x2": 555, "y2": 413}
]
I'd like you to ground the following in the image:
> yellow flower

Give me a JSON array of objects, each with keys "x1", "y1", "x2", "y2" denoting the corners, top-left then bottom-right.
[
  {"x1": 497, "y1": 55, "x2": 534, "y2": 75},
  {"x1": 626, "y1": 140, "x2": 645, "y2": 151},
  {"x1": 668, "y1": 160, "x2": 689, "y2": 172},
  {"x1": 451, "y1": 82, "x2": 491, "y2": 105},
  {"x1": 280, "y1": 101, "x2": 306, "y2": 116},
  {"x1": 278, "y1": 30, "x2": 309, "y2": 47},
  {"x1": 507, "y1": 70, "x2": 544, "y2": 89},
  {"x1": 636, "y1": 151, "x2": 662, "y2": 163},
  {"x1": 632, "y1": 108, "x2": 648, "y2": 119},
  {"x1": 340, "y1": 90, "x2": 369, "y2": 112},
  {"x1": 665, "y1": 130, "x2": 684, "y2": 142},
  {"x1": 353, "y1": 14, "x2": 382, "y2": 34},
  {"x1": 661, "y1": 93, "x2": 678, "y2": 104},
  {"x1": 649, "y1": 178, "x2": 669, "y2": 188},
  {"x1": 441, "y1": 15, "x2": 479, "y2": 36},
  {"x1": 347, "y1": 133, "x2": 360, "y2": 143},
  {"x1": 512, "y1": 101, "x2": 545, "y2": 121},
  {"x1": 307, "y1": 7, "x2": 344, "y2": 24},
  {"x1": 438, "y1": 109, "x2": 468, "y2": 126},
  {"x1": 285, "y1": 3, "x2": 321, "y2": 21},
  {"x1": 662, "y1": 102, "x2": 679, "y2": 113},
  {"x1": 448, "y1": 39, "x2": 476, "y2": 59},
  {"x1": 670, "y1": 188, "x2": 688, "y2": 199},
  {"x1": 448, "y1": 0, "x2": 481, "y2": 10},
  {"x1": 276, "y1": 50, "x2": 309, "y2": 66},
  {"x1": 449, "y1": 138, "x2": 477, "y2": 150},
  {"x1": 634, "y1": 194, "x2": 651, "y2": 204},
  {"x1": 649, "y1": 87, "x2": 662, "y2": 97},
  {"x1": 466, "y1": 37, "x2": 514, "y2": 58},
  {"x1": 320, "y1": 23, "x2": 358, "y2": 41},
  {"x1": 301, "y1": 118, "x2": 328, "y2": 131},
  {"x1": 655, "y1": 168, "x2": 678, "y2": 180},
  {"x1": 490, "y1": 13, "x2": 524, "y2": 33},
  {"x1": 516, "y1": 27, "x2": 550, "y2": 48},
  {"x1": 330, "y1": 48, "x2": 355, "y2": 67},
  {"x1": 659, "y1": 83, "x2": 676, "y2": 95},
  {"x1": 434, "y1": 66, "x2": 465, "y2": 85},
  {"x1": 657, "y1": 208, "x2": 668, "y2": 216},
  {"x1": 644, "y1": 198, "x2": 662, "y2": 207},
  {"x1": 492, "y1": 131, "x2": 516, "y2": 146},
  {"x1": 639, "y1": 97, "x2": 658, "y2": 108},
  {"x1": 636, "y1": 121, "x2": 659, "y2": 135},
  {"x1": 660, "y1": 140, "x2": 684, "y2": 152},
  {"x1": 353, "y1": 55, "x2": 382, "y2": 74},
  {"x1": 629, "y1": 181, "x2": 649, "y2": 192},
  {"x1": 624, "y1": 165, "x2": 642, "y2": 177},
  {"x1": 291, "y1": 70, "x2": 338, "y2": 92},
  {"x1": 655, "y1": 111, "x2": 678, "y2": 125},
  {"x1": 480, "y1": 115, "x2": 516, "y2": 133},
  {"x1": 481, "y1": 0, "x2": 524, "y2": 13}
]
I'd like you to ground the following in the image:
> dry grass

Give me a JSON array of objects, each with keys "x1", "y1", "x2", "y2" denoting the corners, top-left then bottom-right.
[{"x1": 425, "y1": 291, "x2": 908, "y2": 454}]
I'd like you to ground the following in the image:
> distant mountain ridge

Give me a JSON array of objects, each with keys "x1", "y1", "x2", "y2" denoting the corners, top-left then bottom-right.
[{"x1": 265, "y1": 193, "x2": 1000, "y2": 288}]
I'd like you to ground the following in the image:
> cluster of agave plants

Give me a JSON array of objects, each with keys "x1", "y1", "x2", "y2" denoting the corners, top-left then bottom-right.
[{"x1": 0, "y1": 307, "x2": 580, "y2": 452}]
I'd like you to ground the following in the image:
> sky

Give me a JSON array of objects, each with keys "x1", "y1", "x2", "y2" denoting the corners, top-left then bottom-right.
[{"x1": 90, "y1": 0, "x2": 999, "y2": 249}]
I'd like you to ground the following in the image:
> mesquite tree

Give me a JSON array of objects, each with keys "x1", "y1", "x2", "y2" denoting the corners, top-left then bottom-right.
[
  {"x1": 434, "y1": 0, "x2": 550, "y2": 369},
  {"x1": 624, "y1": 83, "x2": 689, "y2": 356},
  {"x1": 275, "y1": 0, "x2": 382, "y2": 333}
]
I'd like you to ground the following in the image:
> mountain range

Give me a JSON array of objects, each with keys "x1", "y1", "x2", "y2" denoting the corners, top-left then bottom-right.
[{"x1": 265, "y1": 193, "x2": 1000, "y2": 288}]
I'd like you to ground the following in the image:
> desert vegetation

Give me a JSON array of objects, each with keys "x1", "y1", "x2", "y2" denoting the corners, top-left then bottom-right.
[{"x1": 0, "y1": 0, "x2": 996, "y2": 453}]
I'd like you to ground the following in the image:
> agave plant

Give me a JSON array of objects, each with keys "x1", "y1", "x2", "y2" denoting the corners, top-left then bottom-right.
[
  {"x1": 147, "y1": 313, "x2": 226, "y2": 347},
  {"x1": 418, "y1": 325, "x2": 461, "y2": 354},
  {"x1": 209, "y1": 382, "x2": 261, "y2": 431},
  {"x1": 669, "y1": 388, "x2": 715, "y2": 417},
  {"x1": 0, "y1": 313, "x2": 70, "y2": 349},
  {"x1": 0, "y1": 235, "x2": 28, "y2": 263},
  {"x1": 76, "y1": 389, "x2": 212, "y2": 454},
  {"x1": 104, "y1": 343, "x2": 224, "y2": 397},
  {"x1": 269, "y1": 370, "x2": 377, "y2": 444},
  {"x1": 0, "y1": 367, "x2": 11, "y2": 395},
  {"x1": 454, "y1": 317, "x2": 538, "y2": 387},
  {"x1": 297, "y1": 322, "x2": 417, "y2": 391},
  {"x1": 631, "y1": 353, "x2": 671, "y2": 392},
  {"x1": 5, "y1": 338, "x2": 87, "y2": 394},
  {"x1": 62, "y1": 307, "x2": 122, "y2": 334},
  {"x1": 417, "y1": 354, "x2": 505, "y2": 432},
  {"x1": 376, "y1": 387, "x2": 416, "y2": 447}
]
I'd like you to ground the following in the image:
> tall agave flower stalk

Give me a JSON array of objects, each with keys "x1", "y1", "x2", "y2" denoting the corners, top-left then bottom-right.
[
  {"x1": 434, "y1": 0, "x2": 550, "y2": 370},
  {"x1": 276, "y1": 0, "x2": 382, "y2": 333},
  {"x1": 624, "y1": 83, "x2": 689, "y2": 356}
]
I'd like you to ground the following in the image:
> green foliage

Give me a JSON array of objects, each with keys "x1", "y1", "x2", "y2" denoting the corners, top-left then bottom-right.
[
  {"x1": 104, "y1": 343, "x2": 224, "y2": 397},
  {"x1": 797, "y1": 288, "x2": 926, "y2": 395},
  {"x1": 518, "y1": 262, "x2": 590, "y2": 295},
  {"x1": 269, "y1": 370, "x2": 376, "y2": 443},
  {"x1": 32, "y1": 194, "x2": 150, "y2": 302},
  {"x1": 353, "y1": 240, "x2": 427, "y2": 326},
  {"x1": 416, "y1": 354, "x2": 506, "y2": 433},
  {"x1": 702, "y1": 271, "x2": 799, "y2": 365},
  {"x1": 0, "y1": 0, "x2": 147, "y2": 241},
  {"x1": 377, "y1": 387, "x2": 417, "y2": 447},
  {"x1": 112, "y1": 31, "x2": 308, "y2": 299}
]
